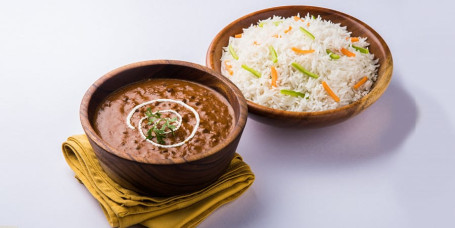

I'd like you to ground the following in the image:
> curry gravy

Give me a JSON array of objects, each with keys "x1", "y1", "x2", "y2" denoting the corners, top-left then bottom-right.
[{"x1": 93, "y1": 79, "x2": 235, "y2": 161}]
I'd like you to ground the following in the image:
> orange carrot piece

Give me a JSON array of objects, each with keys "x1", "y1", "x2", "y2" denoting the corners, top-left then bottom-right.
[
  {"x1": 284, "y1": 26, "x2": 292, "y2": 33},
  {"x1": 353, "y1": 76, "x2": 368, "y2": 89},
  {"x1": 272, "y1": 34, "x2": 282, "y2": 38},
  {"x1": 341, "y1": 48, "x2": 356, "y2": 57},
  {"x1": 291, "y1": 47, "x2": 315, "y2": 54},
  {"x1": 271, "y1": 66, "x2": 278, "y2": 88},
  {"x1": 253, "y1": 41, "x2": 260, "y2": 45},
  {"x1": 224, "y1": 61, "x2": 233, "y2": 76},
  {"x1": 322, "y1": 81, "x2": 340, "y2": 102},
  {"x1": 235, "y1": 34, "x2": 242, "y2": 38},
  {"x1": 226, "y1": 69, "x2": 233, "y2": 75},
  {"x1": 293, "y1": 16, "x2": 304, "y2": 22},
  {"x1": 307, "y1": 22, "x2": 310, "y2": 27},
  {"x1": 346, "y1": 37, "x2": 359, "y2": 42}
]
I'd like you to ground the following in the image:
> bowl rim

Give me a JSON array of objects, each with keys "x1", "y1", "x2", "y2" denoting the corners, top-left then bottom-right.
[
  {"x1": 206, "y1": 5, "x2": 393, "y2": 119},
  {"x1": 80, "y1": 59, "x2": 248, "y2": 165}
]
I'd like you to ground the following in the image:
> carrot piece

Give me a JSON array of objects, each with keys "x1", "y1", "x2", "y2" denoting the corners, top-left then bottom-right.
[
  {"x1": 271, "y1": 66, "x2": 278, "y2": 88},
  {"x1": 293, "y1": 16, "x2": 304, "y2": 22},
  {"x1": 253, "y1": 41, "x2": 260, "y2": 45},
  {"x1": 307, "y1": 22, "x2": 310, "y2": 27},
  {"x1": 341, "y1": 48, "x2": 356, "y2": 57},
  {"x1": 224, "y1": 61, "x2": 233, "y2": 76},
  {"x1": 322, "y1": 81, "x2": 340, "y2": 102},
  {"x1": 291, "y1": 47, "x2": 315, "y2": 54},
  {"x1": 345, "y1": 37, "x2": 359, "y2": 42},
  {"x1": 226, "y1": 68, "x2": 233, "y2": 76},
  {"x1": 284, "y1": 26, "x2": 292, "y2": 33},
  {"x1": 272, "y1": 34, "x2": 282, "y2": 38},
  {"x1": 235, "y1": 34, "x2": 242, "y2": 38},
  {"x1": 353, "y1": 76, "x2": 368, "y2": 89},
  {"x1": 350, "y1": 37, "x2": 359, "y2": 42}
]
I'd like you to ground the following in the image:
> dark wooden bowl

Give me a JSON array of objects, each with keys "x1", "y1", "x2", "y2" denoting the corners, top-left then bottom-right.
[
  {"x1": 206, "y1": 6, "x2": 393, "y2": 127},
  {"x1": 80, "y1": 60, "x2": 248, "y2": 196}
]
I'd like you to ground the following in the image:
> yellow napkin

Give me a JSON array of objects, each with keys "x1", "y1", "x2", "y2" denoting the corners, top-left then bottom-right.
[{"x1": 62, "y1": 135, "x2": 254, "y2": 228}]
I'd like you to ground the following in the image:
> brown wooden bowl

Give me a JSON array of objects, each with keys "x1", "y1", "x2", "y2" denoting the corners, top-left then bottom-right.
[
  {"x1": 80, "y1": 60, "x2": 248, "y2": 196},
  {"x1": 206, "y1": 6, "x2": 393, "y2": 127}
]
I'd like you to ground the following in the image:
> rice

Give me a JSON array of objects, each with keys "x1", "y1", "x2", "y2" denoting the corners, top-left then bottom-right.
[{"x1": 220, "y1": 14, "x2": 379, "y2": 112}]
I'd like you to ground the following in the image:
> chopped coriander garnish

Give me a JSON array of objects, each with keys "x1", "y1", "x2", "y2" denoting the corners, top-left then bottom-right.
[{"x1": 145, "y1": 108, "x2": 178, "y2": 144}]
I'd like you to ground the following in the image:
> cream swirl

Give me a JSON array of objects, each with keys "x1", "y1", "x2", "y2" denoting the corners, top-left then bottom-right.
[{"x1": 126, "y1": 99, "x2": 200, "y2": 148}]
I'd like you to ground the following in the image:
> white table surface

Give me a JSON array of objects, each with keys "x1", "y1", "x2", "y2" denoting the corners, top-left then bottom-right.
[{"x1": 1, "y1": 0, "x2": 455, "y2": 227}]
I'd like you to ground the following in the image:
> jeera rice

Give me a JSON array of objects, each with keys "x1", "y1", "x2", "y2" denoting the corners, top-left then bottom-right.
[{"x1": 220, "y1": 14, "x2": 379, "y2": 112}]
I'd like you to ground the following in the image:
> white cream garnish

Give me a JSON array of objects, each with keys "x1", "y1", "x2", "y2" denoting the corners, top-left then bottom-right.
[{"x1": 126, "y1": 99, "x2": 200, "y2": 148}]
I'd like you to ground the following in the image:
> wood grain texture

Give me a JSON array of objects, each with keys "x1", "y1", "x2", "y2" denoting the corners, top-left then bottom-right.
[
  {"x1": 206, "y1": 5, "x2": 393, "y2": 127},
  {"x1": 80, "y1": 60, "x2": 248, "y2": 196}
]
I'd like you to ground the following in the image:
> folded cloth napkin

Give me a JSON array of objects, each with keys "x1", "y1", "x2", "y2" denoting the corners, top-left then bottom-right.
[{"x1": 62, "y1": 135, "x2": 255, "y2": 228}]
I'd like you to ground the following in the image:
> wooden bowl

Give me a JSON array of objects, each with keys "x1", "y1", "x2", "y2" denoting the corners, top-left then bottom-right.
[
  {"x1": 206, "y1": 6, "x2": 393, "y2": 127},
  {"x1": 80, "y1": 60, "x2": 248, "y2": 196}
]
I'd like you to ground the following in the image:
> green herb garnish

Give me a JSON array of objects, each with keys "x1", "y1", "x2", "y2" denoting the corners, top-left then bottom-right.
[
  {"x1": 145, "y1": 108, "x2": 178, "y2": 144},
  {"x1": 145, "y1": 108, "x2": 160, "y2": 124}
]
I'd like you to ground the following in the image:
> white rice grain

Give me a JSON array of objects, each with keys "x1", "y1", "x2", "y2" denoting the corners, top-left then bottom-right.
[{"x1": 220, "y1": 14, "x2": 379, "y2": 112}]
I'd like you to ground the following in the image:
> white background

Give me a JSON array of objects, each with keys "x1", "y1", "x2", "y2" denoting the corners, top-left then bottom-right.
[{"x1": 1, "y1": 0, "x2": 455, "y2": 227}]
